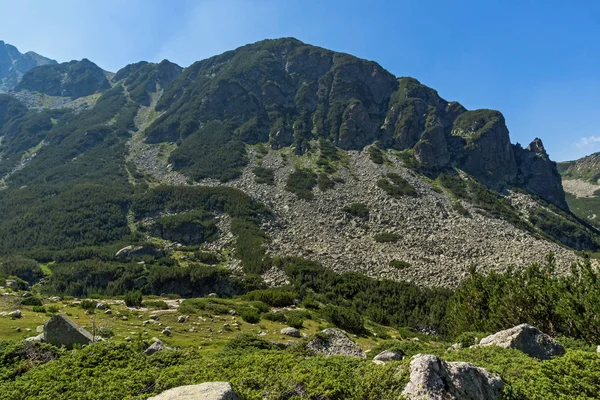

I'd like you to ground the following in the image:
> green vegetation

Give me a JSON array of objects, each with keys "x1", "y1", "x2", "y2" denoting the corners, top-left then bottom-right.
[
  {"x1": 169, "y1": 121, "x2": 247, "y2": 182},
  {"x1": 377, "y1": 173, "x2": 417, "y2": 198},
  {"x1": 343, "y1": 203, "x2": 369, "y2": 219},
  {"x1": 389, "y1": 260, "x2": 410, "y2": 269},
  {"x1": 124, "y1": 290, "x2": 143, "y2": 307},
  {"x1": 438, "y1": 172, "x2": 530, "y2": 231},
  {"x1": 447, "y1": 254, "x2": 600, "y2": 342},
  {"x1": 368, "y1": 146, "x2": 384, "y2": 164},
  {"x1": 452, "y1": 109, "x2": 503, "y2": 143},
  {"x1": 374, "y1": 233, "x2": 401, "y2": 243},
  {"x1": 285, "y1": 168, "x2": 317, "y2": 200},
  {"x1": 564, "y1": 191, "x2": 600, "y2": 229},
  {"x1": 252, "y1": 166, "x2": 275, "y2": 185},
  {"x1": 317, "y1": 172, "x2": 335, "y2": 191},
  {"x1": 243, "y1": 289, "x2": 297, "y2": 307}
]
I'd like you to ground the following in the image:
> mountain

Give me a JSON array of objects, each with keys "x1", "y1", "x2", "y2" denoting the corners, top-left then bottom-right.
[
  {"x1": 559, "y1": 153, "x2": 600, "y2": 229},
  {"x1": 15, "y1": 58, "x2": 111, "y2": 99},
  {"x1": 0, "y1": 37, "x2": 595, "y2": 289},
  {"x1": 0, "y1": 40, "x2": 56, "y2": 92}
]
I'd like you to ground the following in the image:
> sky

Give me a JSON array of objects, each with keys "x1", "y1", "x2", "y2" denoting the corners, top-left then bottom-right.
[{"x1": 0, "y1": 0, "x2": 598, "y2": 161}]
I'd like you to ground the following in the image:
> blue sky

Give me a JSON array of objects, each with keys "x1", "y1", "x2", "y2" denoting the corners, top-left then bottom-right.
[{"x1": 0, "y1": 0, "x2": 598, "y2": 161}]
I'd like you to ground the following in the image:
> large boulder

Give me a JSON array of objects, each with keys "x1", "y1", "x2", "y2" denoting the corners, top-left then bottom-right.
[
  {"x1": 148, "y1": 382, "x2": 239, "y2": 400},
  {"x1": 477, "y1": 323, "x2": 565, "y2": 360},
  {"x1": 306, "y1": 328, "x2": 366, "y2": 358},
  {"x1": 372, "y1": 349, "x2": 404, "y2": 364},
  {"x1": 144, "y1": 339, "x2": 172, "y2": 355},
  {"x1": 402, "y1": 354, "x2": 504, "y2": 400},
  {"x1": 44, "y1": 314, "x2": 94, "y2": 349},
  {"x1": 280, "y1": 327, "x2": 301, "y2": 338}
]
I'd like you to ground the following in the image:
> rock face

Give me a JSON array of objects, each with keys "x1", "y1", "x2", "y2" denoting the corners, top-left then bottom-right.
[
  {"x1": 477, "y1": 324, "x2": 565, "y2": 360},
  {"x1": 115, "y1": 244, "x2": 164, "y2": 259},
  {"x1": 452, "y1": 110, "x2": 518, "y2": 191},
  {"x1": 15, "y1": 59, "x2": 110, "y2": 99},
  {"x1": 372, "y1": 349, "x2": 404, "y2": 364},
  {"x1": 44, "y1": 314, "x2": 94, "y2": 349},
  {"x1": 402, "y1": 354, "x2": 504, "y2": 400},
  {"x1": 515, "y1": 138, "x2": 568, "y2": 210},
  {"x1": 0, "y1": 41, "x2": 56, "y2": 92},
  {"x1": 306, "y1": 328, "x2": 366, "y2": 358},
  {"x1": 148, "y1": 382, "x2": 240, "y2": 400}
]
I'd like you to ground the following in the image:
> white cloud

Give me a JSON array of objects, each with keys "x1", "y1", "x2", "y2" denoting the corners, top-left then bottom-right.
[{"x1": 575, "y1": 136, "x2": 600, "y2": 148}]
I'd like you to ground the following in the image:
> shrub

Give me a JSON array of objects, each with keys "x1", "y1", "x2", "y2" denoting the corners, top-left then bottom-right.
[
  {"x1": 368, "y1": 146, "x2": 384, "y2": 164},
  {"x1": 223, "y1": 333, "x2": 275, "y2": 352},
  {"x1": 194, "y1": 251, "x2": 221, "y2": 265},
  {"x1": 455, "y1": 332, "x2": 486, "y2": 348},
  {"x1": 31, "y1": 306, "x2": 46, "y2": 313},
  {"x1": 249, "y1": 301, "x2": 270, "y2": 313},
  {"x1": 377, "y1": 173, "x2": 417, "y2": 198},
  {"x1": 97, "y1": 327, "x2": 114, "y2": 338},
  {"x1": 374, "y1": 233, "x2": 401, "y2": 243},
  {"x1": 124, "y1": 290, "x2": 143, "y2": 307},
  {"x1": 302, "y1": 296, "x2": 320, "y2": 309},
  {"x1": 144, "y1": 300, "x2": 169, "y2": 310},
  {"x1": 253, "y1": 167, "x2": 275, "y2": 185},
  {"x1": 286, "y1": 315, "x2": 304, "y2": 329},
  {"x1": 389, "y1": 260, "x2": 410, "y2": 269},
  {"x1": 321, "y1": 305, "x2": 364, "y2": 333},
  {"x1": 243, "y1": 290, "x2": 297, "y2": 307},
  {"x1": 21, "y1": 297, "x2": 43, "y2": 307},
  {"x1": 46, "y1": 305, "x2": 59, "y2": 314},
  {"x1": 343, "y1": 203, "x2": 369, "y2": 219},
  {"x1": 285, "y1": 168, "x2": 317, "y2": 200},
  {"x1": 317, "y1": 172, "x2": 335, "y2": 191},
  {"x1": 80, "y1": 299, "x2": 97, "y2": 311},
  {"x1": 262, "y1": 312, "x2": 286, "y2": 323},
  {"x1": 241, "y1": 309, "x2": 260, "y2": 324}
]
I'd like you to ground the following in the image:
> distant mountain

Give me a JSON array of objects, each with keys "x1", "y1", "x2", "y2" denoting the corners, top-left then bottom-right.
[
  {"x1": 559, "y1": 153, "x2": 600, "y2": 229},
  {"x1": 15, "y1": 58, "x2": 110, "y2": 99},
  {"x1": 0, "y1": 40, "x2": 56, "y2": 92},
  {"x1": 0, "y1": 37, "x2": 595, "y2": 288}
]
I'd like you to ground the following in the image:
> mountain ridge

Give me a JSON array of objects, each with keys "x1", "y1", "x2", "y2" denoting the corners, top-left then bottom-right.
[{"x1": 0, "y1": 37, "x2": 595, "y2": 287}]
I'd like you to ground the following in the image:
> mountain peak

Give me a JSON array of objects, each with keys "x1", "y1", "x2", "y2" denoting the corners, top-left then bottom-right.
[{"x1": 0, "y1": 40, "x2": 56, "y2": 92}]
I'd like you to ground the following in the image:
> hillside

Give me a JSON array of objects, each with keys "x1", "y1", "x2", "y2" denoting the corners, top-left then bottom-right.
[
  {"x1": 1, "y1": 36, "x2": 600, "y2": 400},
  {"x1": 559, "y1": 153, "x2": 600, "y2": 231},
  {"x1": 0, "y1": 37, "x2": 596, "y2": 290},
  {"x1": 0, "y1": 41, "x2": 56, "y2": 92}
]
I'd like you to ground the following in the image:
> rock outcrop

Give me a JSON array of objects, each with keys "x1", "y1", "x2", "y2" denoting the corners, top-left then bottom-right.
[
  {"x1": 306, "y1": 328, "x2": 366, "y2": 358},
  {"x1": 148, "y1": 382, "x2": 240, "y2": 400},
  {"x1": 402, "y1": 354, "x2": 504, "y2": 400},
  {"x1": 477, "y1": 324, "x2": 565, "y2": 360},
  {"x1": 515, "y1": 138, "x2": 568, "y2": 210},
  {"x1": 44, "y1": 314, "x2": 94, "y2": 349}
]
